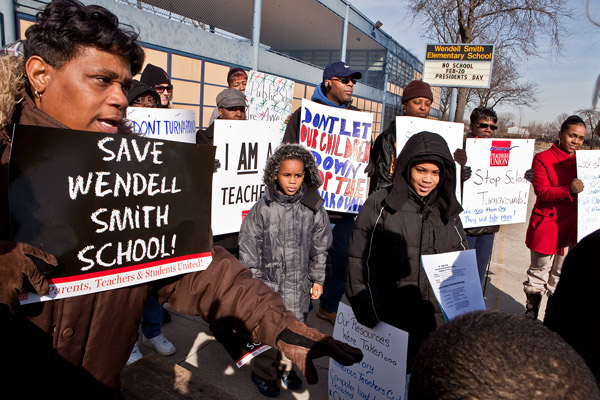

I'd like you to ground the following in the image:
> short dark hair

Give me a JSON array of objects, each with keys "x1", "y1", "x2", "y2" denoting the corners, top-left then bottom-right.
[
  {"x1": 227, "y1": 67, "x2": 248, "y2": 86},
  {"x1": 24, "y1": 0, "x2": 145, "y2": 75},
  {"x1": 470, "y1": 105, "x2": 497, "y2": 125},
  {"x1": 560, "y1": 115, "x2": 586, "y2": 133},
  {"x1": 409, "y1": 310, "x2": 600, "y2": 400}
]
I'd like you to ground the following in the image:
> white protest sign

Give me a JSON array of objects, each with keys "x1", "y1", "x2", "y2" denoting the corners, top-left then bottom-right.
[
  {"x1": 421, "y1": 249, "x2": 486, "y2": 321},
  {"x1": 576, "y1": 150, "x2": 600, "y2": 242},
  {"x1": 395, "y1": 117, "x2": 464, "y2": 157},
  {"x1": 127, "y1": 108, "x2": 196, "y2": 143},
  {"x1": 461, "y1": 138, "x2": 535, "y2": 228},
  {"x1": 245, "y1": 71, "x2": 294, "y2": 141},
  {"x1": 299, "y1": 99, "x2": 373, "y2": 214},
  {"x1": 395, "y1": 117, "x2": 464, "y2": 202},
  {"x1": 329, "y1": 303, "x2": 408, "y2": 400},
  {"x1": 211, "y1": 120, "x2": 282, "y2": 236}
]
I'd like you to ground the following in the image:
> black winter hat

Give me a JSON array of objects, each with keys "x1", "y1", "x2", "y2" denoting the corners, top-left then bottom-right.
[
  {"x1": 127, "y1": 80, "x2": 160, "y2": 105},
  {"x1": 402, "y1": 80, "x2": 433, "y2": 103},
  {"x1": 140, "y1": 63, "x2": 170, "y2": 86}
]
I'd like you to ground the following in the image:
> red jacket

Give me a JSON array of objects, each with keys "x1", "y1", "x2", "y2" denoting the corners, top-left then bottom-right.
[{"x1": 525, "y1": 143, "x2": 577, "y2": 254}]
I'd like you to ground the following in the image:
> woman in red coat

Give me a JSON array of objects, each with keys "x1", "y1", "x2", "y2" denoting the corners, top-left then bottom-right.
[{"x1": 523, "y1": 115, "x2": 586, "y2": 319}]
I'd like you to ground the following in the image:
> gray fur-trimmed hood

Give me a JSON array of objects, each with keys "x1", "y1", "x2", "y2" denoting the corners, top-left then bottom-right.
[
  {"x1": 263, "y1": 143, "x2": 325, "y2": 212},
  {"x1": 263, "y1": 143, "x2": 322, "y2": 188}
]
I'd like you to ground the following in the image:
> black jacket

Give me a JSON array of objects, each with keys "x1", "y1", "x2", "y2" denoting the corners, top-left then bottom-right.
[
  {"x1": 544, "y1": 228, "x2": 600, "y2": 381},
  {"x1": 196, "y1": 122, "x2": 214, "y2": 146},
  {"x1": 346, "y1": 131, "x2": 467, "y2": 369},
  {"x1": 369, "y1": 119, "x2": 397, "y2": 193}
]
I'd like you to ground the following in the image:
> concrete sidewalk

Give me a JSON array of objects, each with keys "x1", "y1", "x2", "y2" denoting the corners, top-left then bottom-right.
[
  {"x1": 130, "y1": 301, "x2": 336, "y2": 399},
  {"x1": 484, "y1": 184, "x2": 550, "y2": 317},
  {"x1": 126, "y1": 186, "x2": 541, "y2": 399}
]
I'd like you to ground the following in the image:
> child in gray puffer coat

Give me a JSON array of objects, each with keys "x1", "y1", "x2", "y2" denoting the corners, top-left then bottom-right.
[{"x1": 239, "y1": 143, "x2": 332, "y2": 396}]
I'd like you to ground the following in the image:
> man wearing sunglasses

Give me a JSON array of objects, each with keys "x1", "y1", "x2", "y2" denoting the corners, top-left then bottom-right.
[
  {"x1": 140, "y1": 63, "x2": 173, "y2": 108},
  {"x1": 462, "y1": 106, "x2": 500, "y2": 283},
  {"x1": 282, "y1": 61, "x2": 362, "y2": 325},
  {"x1": 283, "y1": 61, "x2": 362, "y2": 144}
]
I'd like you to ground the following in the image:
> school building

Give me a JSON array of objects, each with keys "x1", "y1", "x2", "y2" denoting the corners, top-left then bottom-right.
[{"x1": 1, "y1": 0, "x2": 442, "y2": 136}]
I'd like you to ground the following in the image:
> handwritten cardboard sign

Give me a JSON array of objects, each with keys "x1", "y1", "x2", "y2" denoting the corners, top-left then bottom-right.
[
  {"x1": 421, "y1": 249, "x2": 486, "y2": 321},
  {"x1": 460, "y1": 138, "x2": 535, "y2": 228},
  {"x1": 8, "y1": 125, "x2": 214, "y2": 303},
  {"x1": 245, "y1": 71, "x2": 294, "y2": 141},
  {"x1": 299, "y1": 99, "x2": 373, "y2": 214},
  {"x1": 329, "y1": 303, "x2": 408, "y2": 400},
  {"x1": 576, "y1": 150, "x2": 600, "y2": 242},
  {"x1": 210, "y1": 120, "x2": 282, "y2": 236},
  {"x1": 127, "y1": 108, "x2": 196, "y2": 143},
  {"x1": 395, "y1": 117, "x2": 465, "y2": 202}
]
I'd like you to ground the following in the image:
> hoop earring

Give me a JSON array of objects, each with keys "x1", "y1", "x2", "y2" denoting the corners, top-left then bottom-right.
[{"x1": 34, "y1": 89, "x2": 43, "y2": 99}]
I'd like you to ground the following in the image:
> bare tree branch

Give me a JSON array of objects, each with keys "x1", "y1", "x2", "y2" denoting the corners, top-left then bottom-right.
[{"x1": 408, "y1": 0, "x2": 571, "y2": 121}]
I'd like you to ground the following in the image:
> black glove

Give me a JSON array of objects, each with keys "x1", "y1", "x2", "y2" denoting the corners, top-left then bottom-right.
[
  {"x1": 461, "y1": 165, "x2": 472, "y2": 182},
  {"x1": 524, "y1": 168, "x2": 534, "y2": 183},
  {"x1": 0, "y1": 241, "x2": 59, "y2": 312},
  {"x1": 353, "y1": 307, "x2": 379, "y2": 329},
  {"x1": 213, "y1": 159, "x2": 221, "y2": 173},
  {"x1": 276, "y1": 320, "x2": 363, "y2": 384}
]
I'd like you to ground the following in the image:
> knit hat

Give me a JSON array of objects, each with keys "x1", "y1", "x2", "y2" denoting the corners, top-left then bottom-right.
[
  {"x1": 227, "y1": 68, "x2": 248, "y2": 85},
  {"x1": 216, "y1": 88, "x2": 246, "y2": 108},
  {"x1": 402, "y1": 80, "x2": 433, "y2": 103},
  {"x1": 140, "y1": 63, "x2": 170, "y2": 86},
  {"x1": 127, "y1": 80, "x2": 160, "y2": 105}
]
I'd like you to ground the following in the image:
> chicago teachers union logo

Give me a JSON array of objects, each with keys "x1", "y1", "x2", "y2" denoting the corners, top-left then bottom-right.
[{"x1": 489, "y1": 140, "x2": 518, "y2": 166}]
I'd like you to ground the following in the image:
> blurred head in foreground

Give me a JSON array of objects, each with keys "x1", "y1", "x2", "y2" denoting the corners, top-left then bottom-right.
[{"x1": 408, "y1": 310, "x2": 600, "y2": 400}]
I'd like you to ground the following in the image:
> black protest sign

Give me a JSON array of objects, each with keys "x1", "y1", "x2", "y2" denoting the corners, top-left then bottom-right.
[{"x1": 8, "y1": 124, "x2": 214, "y2": 302}]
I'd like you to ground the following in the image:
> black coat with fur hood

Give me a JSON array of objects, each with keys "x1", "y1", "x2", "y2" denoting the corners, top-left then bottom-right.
[{"x1": 346, "y1": 131, "x2": 467, "y2": 370}]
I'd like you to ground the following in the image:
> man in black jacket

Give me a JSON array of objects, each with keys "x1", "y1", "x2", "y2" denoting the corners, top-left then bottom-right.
[{"x1": 282, "y1": 61, "x2": 362, "y2": 324}]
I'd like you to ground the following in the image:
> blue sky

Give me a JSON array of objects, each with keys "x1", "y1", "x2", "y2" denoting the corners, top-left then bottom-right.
[{"x1": 349, "y1": 0, "x2": 600, "y2": 125}]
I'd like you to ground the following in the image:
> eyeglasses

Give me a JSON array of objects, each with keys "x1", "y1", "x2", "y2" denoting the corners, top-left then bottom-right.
[
  {"x1": 330, "y1": 77, "x2": 357, "y2": 85},
  {"x1": 153, "y1": 84, "x2": 173, "y2": 93},
  {"x1": 478, "y1": 123, "x2": 498, "y2": 130},
  {"x1": 131, "y1": 96, "x2": 159, "y2": 107}
]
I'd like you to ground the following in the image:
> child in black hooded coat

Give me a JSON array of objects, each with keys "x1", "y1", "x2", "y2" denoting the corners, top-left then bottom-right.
[{"x1": 346, "y1": 131, "x2": 467, "y2": 370}]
